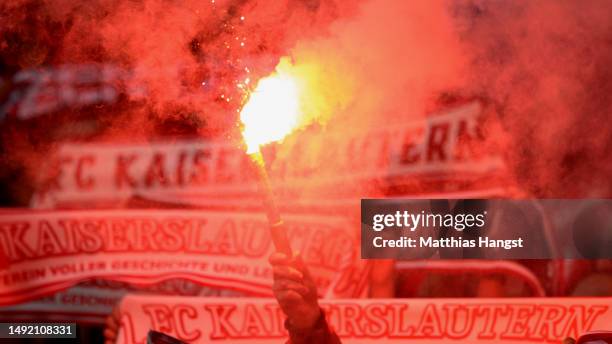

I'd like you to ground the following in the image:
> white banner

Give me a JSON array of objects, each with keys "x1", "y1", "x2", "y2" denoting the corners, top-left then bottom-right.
[
  {"x1": 0, "y1": 285, "x2": 122, "y2": 324},
  {"x1": 0, "y1": 210, "x2": 364, "y2": 306},
  {"x1": 116, "y1": 295, "x2": 612, "y2": 343},
  {"x1": 31, "y1": 101, "x2": 510, "y2": 208},
  {"x1": 0, "y1": 279, "x2": 247, "y2": 324}
]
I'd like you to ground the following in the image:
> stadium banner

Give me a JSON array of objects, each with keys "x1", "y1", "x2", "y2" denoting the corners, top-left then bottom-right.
[
  {"x1": 116, "y1": 295, "x2": 612, "y2": 344},
  {"x1": 0, "y1": 285, "x2": 122, "y2": 324},
  {"x1": 31, "y1": 101, "x2": 509, "y2": 209},
  {"x1": 0, "y1": 279, "x2": 247, "y2": 325},
  {"x1": 0, "y1": 64, "x2": 144, "y2": 121},
  {"x1": 0, "y1": 210, "x2": 364, "y2": 306}
]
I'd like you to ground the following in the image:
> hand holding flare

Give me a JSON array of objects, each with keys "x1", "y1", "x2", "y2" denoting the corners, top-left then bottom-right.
[{"x1": 240, "y1": 67, "x2": 331, "y2": 333}]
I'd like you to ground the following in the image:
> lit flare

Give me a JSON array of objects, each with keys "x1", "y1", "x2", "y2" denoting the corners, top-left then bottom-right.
[{"x1": 240, "y1": 70, "x2": 300, "y2": 154}]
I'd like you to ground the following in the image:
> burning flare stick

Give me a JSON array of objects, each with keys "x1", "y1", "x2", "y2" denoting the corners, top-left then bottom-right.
[
  {"x1": 248, "y1": 151, "x2": 292, "y2": 255},
  {"x1": 240, "y1": 67, "x2": 302, "y2": 256}
]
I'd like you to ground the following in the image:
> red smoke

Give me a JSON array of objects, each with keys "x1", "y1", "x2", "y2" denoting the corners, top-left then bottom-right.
[
  {"x1": 1, "y1": 0, "x2": 611, "y2": 204},
  {"x1": 454, "y1": 0, "x2": 612, "y2": 197}
]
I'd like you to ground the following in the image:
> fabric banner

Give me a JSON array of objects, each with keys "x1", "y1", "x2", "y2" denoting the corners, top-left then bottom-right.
[
  {"x1": 0, "y1": 63, "x2": 150, "y2": 121},
  {"x1": 0, "y1": 284, "x2": 122, "y2": 324},
  {"x1": 0, "y1": 279, "x2": 247, "y2": 324},
  {"x1": 31, "y1": 101, "x2": 510, "y2": 209},
  {"x1": 116, "y1": 295, "x2": 612, "y2": 343},
  {"x1": 0, "y1": 210, "x2": 365, "y2": 306}
]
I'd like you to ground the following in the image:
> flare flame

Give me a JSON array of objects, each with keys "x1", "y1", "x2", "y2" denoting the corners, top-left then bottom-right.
[{"x1": 240, "y1": 63, "x2": 301, "y2": 154}]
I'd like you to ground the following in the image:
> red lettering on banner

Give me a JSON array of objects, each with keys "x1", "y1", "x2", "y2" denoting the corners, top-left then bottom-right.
[
  {"x1": 529, "y1": 304, "x2": 565, "y2": 340},
  {"x1": 454, "y1": 118, "x2": 480, "y2": 161},
  {"x1": 145, "y1": 153, "x2": 169, "y2": 187},
  {"x1": 0, "y1": 222, "x2": 34, "y2": 261},
  {"x1": 29, "y1": 101, "x2": 509, "y2": 210},
  {"x1": 186, "y1": 220, "x2": 211, "y2": 253},
  {"x1": 242, "y1": 304, "x2": 269, "y2": 336},
  {"x1": 0, "y1": 214, "x2": 353, "y2": 269},
  {"x1": 401, "y1": 130, "x2": 422, "y2": 165},
  {"x1": 32, "y1": 155, "x2": 67, "y2": 198},
  {"x1": 37, "y1": 220, "x2": 64, "y2": 255},
  {"x1": 501, "y1": 305, "x2": 536, "y2": 339},
  {"x1": 77, "y1": 220, "x2": 104, "y2": 253},
  {"x1": 0, "y1": 211, "x2": 356, "y2": 307},
  {"x1": 113, "y1": 296, "x2": 612, "y2": 344},
  {"x1": 203, "y1": 304, "x2": 240, "y2": 339},
  {"x1": 215, "y1": 219, "x2": 239, "y2": 255},
  {"x1": 191, "y1": 149, "x2": 211, "y2": 184},
  {"x1": 414, "y1": 303, "x2": 443, "y2": 338},
  {"x1": 107, "y1": 220, "x2": 133, "y2": 251},
  {"x1": 160, "y1": 219, "x2": 186, "y2": 251},
  {"x1": 241, "y1": 220, "x2": 270, "y2": 258},
  {"x1": 75, "y1": 155, "x2": 96, "y2": 190},
  {"x1": 56, "y1": 219, "x2": 89, "y2": 255},
  {"x1": 1, "y1": 267, "x2": 46, "y2": 286},
  {"x1": 48, "y1": 261, "x2": 105, "y2": 275},
  {"x1": 363, "y1": 303, "x2": 389, "y2": 338},
  {"x1": 142, "y1": 304, "x2": 174, "y2": 334},
  {"x1": 136, "y1": 219, "x2": 158, "y2": 250},
  {"x1": 176, "y1": 151, "x2": 187, "y2": 186},
  {"x1": 562, "y1": 305, "x2": 608, "y2": 340},
  {"x1": 336, "y1": 303, "x2": 364, "y2": 337},
  {"x1": 477, "y1": 305, "x2": 511, "y2": 340},
  {"x1": 115, "y1": 154, "x2": 137, "y2": 188},
  {"x1": 427, "y1": 123, "x2": 449, "y2": 162},
  {"x1": 174, "y1": 305, "x2": 201, "y2": 342},
  {"x1": 444, "y1": 304, "x2": 477, "y2": 339},
  {"x1": 388, "y1": 304, "x2": 414, "y2": 337}
]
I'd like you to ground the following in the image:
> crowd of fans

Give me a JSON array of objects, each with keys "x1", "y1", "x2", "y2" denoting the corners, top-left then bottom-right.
[{"x1": 1, "y1": 1, "x2": 610, "y2": 343}]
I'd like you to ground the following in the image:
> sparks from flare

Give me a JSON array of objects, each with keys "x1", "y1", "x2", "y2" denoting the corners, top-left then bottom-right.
[
  {"x1": 238, "y1": 59, "x2": 305, "y2": 256},
  {"x1": 239, "y1": 56, "x2": 345, "y2": 153},
  {"x1": 240, "y1": 67, "x2": 301, "y2": 154}
]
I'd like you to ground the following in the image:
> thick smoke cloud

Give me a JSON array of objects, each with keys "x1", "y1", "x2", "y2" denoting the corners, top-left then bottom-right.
[
  {"x1": 0, "y1": 0, "x2": 353, "y2": 204},
  {"x1": 1, "y1": 0, "x2": 611, "y2": 204},
  {"x1": 288, "y1": 0, "x2": 466, "y2": 128},
  {"x1": 0, "y1": 0, "x2": 350, "y2": 132},
  {"x1": 454, "y1": 0, "x2": 612, "y2": 196},
  {"x1": 280, "y1": 0, "x2": 612, "y2": 197}
]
